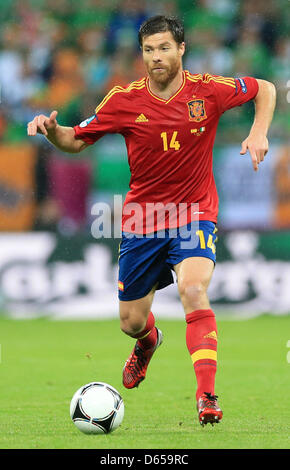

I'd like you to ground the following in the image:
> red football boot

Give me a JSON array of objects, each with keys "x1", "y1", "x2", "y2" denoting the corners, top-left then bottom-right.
[
  {"x1": 122, "y1": 328, "x2": 163, "y2": 389},
  {"x1": 197, "y1": 392, "x2": 223, "y2": 426}
]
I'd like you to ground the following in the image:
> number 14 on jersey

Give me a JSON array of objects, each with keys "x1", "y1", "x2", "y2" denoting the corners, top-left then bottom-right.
[{"x1": 160, "y1": 131, "x2": 180, "y2": 151}]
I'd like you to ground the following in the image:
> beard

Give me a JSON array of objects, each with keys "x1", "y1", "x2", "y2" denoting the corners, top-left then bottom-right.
[{"x1": 148, "y1": 59, "x2": 181, "y2": 88}]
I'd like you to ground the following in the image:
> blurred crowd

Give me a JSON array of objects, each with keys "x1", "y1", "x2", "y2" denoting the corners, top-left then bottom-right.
[{"x1": 0, "y1": 0, "x2": 289, "y2": 233}]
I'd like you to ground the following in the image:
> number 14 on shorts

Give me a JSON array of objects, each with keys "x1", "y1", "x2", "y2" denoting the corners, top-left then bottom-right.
[{"x1": 196, "y1": 229, "x2": 216, "y2": 254}]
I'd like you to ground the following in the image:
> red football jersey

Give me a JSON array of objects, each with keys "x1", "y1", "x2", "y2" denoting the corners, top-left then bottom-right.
[{"x1": 74, "y1": 71, "x2": 258, "y2": 233}]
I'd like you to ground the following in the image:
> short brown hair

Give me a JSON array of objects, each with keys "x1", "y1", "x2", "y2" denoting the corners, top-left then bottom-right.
[{"x1": 138, "y1": 15, "x2": 184, "y2": 47}]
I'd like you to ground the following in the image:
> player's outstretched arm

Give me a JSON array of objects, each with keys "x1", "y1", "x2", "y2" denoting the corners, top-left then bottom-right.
[
  {"x1": 240, "y1": 79, "x2": 276, "y2": 171},
  {"x1": 27, "y1": 110, "x2": 88, "y2": 154}
]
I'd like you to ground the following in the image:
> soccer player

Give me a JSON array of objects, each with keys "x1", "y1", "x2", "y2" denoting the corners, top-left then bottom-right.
[{"x1": 27, "y1": 16, "x2": 276, "y2": 426}]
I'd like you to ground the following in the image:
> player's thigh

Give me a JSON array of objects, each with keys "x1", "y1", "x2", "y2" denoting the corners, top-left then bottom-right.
[
  {"x1": 174, "y1": 256, "x2": 214, "y2": 288},
  {"x1": 167, "y1": 220, "x2": 217, "y2": 302},
  {"x1": 119, "y1": 283, "x2": 157, "y2": 334}
]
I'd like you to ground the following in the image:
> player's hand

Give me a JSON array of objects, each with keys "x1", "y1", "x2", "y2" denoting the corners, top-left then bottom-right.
[
  {"x1": 240, "y1": 133, "x2": 269, "y2": 172},
  {"x1": 27, "y1": 110, "x2": 58, "y2": 137}
]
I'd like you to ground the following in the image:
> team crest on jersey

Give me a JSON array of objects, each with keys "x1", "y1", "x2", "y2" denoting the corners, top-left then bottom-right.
[{"x1": 187, "y1": 99, "x2": 207, "y2": 122}]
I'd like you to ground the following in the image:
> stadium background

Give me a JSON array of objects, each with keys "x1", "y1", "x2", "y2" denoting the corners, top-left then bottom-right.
[{"x1": 0, "y1": 0, "x2": 289, "y2": 319}]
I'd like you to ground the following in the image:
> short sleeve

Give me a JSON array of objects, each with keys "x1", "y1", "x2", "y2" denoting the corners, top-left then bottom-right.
[
  {"x1": 74, "y1": 88, "x2": 120, "y2": 145},
  {"x1": 211, "y1": 75, "x2": 259, "y2": 114}
]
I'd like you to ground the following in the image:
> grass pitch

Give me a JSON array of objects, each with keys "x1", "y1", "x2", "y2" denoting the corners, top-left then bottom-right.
[{"x1": 0, "y1": 315, "x2": 289, "y2": 449}]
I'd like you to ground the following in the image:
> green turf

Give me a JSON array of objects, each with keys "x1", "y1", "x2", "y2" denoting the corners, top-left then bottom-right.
[{"x1": 0, "y1": 315, "x2": 289, "y2": 449}]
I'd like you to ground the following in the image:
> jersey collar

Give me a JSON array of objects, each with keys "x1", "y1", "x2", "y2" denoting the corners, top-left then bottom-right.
[{"x1": 146, "y1": 71, "x2": 186, "y2": 104}]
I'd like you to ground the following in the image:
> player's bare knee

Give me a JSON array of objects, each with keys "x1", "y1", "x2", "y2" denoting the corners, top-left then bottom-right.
[
  {"x1": 120, "y1": 315, "x2": 146, "y2": 337},
  {"x1": 179, "y1": 282, "x2": 207, "y2": 310}
]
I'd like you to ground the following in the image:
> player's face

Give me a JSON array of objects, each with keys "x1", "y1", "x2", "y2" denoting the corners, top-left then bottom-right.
[{"x1": 142, "y1": 31, "x2": 185, "y2": 86}]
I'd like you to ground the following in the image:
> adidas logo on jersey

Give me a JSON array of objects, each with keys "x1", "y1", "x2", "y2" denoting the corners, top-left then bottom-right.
[{"x1": 135, "y1": 113, "x2": 149, "y2": 122}]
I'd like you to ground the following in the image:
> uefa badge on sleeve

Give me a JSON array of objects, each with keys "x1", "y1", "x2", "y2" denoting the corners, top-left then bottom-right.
[{"x1": 79, "y1": 115, "x2": 97, "y2": 128}]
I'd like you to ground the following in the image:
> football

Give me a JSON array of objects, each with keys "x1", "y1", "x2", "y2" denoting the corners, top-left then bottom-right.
[{"x1": 70, "y1": 382, "x2": 124, "y2": 434}]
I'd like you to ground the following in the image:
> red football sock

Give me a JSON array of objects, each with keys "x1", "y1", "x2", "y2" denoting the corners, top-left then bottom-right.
[
  {"x1": 132, "y1": 311, "x2": 157, "y2": 350},
  {"x1": 185, "y1": 309, "x2": 218, "y2": 401}
]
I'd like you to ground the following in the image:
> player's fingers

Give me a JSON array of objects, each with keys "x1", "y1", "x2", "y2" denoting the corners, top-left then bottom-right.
[
  {"x1": 27, "y1": 119, "x2": 40, "y2": 136},
  {"x1": 260, "y1": 144, "x2": 269, "y2": 161},
  {"x1": 257, "y1": 145, "x2": 268, "y2": 162},
  {"x1": 240, "y1": 140, "x2": 248, "y2": 155},
  {"x1": 27, "y1": 121, "x2": 35, "y2": 136},
  {"x1": 258, "y1": 149, "x2": 265, "y2": 162},
  {"x1": 36, "y1": 116, "x2": 48, "y2": 136},
  {"x1": 249, "y1": 147, "x2": 259, "y2": 171},
  {"x1": 49, "y1": 110, "x2": 58, "y2": 123},
  {"x1": 254, "y1": 148, "x2": 261, "y2": 163}
]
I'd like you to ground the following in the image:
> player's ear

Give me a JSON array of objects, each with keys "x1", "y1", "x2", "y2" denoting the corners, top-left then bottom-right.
[{"x1": 178, "y1": 42, "x2": 185, "y2": 57}]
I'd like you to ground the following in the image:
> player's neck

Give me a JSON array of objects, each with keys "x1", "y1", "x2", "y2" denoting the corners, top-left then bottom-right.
[{"x1": 148, "y1": 69, "x2": 184, "y2": 101}]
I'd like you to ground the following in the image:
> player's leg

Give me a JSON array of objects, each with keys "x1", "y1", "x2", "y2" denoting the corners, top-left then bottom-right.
[
  {"x1": 119, "y1": 284, "x2": 156, "y2": 339},
  {"x1": 174, "y1": 255, "x2": 213, "y2": 314},
  {"x1": 166, "y1": 221, "x2": 222, "y2": 425},
  {"x1": 118, "y1": 234, "x2": 172, "y2": 389},
  {"x1": 174, "y1": 256, "x2": 222, "y2": 425},
  {"x1": 120, "y1": 283, "x2": 160, "y2": 355},
  {"x1": 120, "y1": 285, "x2": 163, "y2": 389}
]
